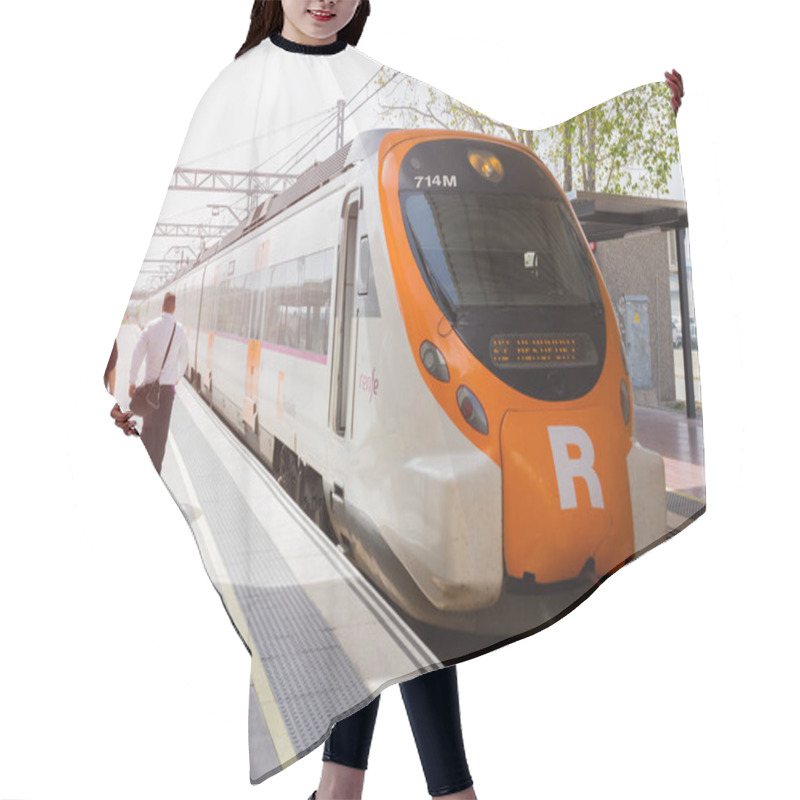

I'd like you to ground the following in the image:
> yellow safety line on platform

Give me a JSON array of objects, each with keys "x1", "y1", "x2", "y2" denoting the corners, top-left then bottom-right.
[
  {"x1": 667, "y1": 488, "x2": 705, "y2": 505},
  {"x1": 167, "y1": 431, "x2": 297, "y2": 767}
]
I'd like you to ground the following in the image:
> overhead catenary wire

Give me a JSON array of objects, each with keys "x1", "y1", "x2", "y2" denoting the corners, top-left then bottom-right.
[
  {"x1": 179, "y1": 106, "x2": 336, "y2": 170},
  {"x1": 275, "y1": 67, "x2": 397, "y2": 176},
  {"x1": 141, "y1": 67, "x2": 400, "y2": 292}
]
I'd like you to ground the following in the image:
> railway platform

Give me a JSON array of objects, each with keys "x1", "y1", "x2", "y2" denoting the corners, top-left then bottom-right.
[
  {"x1": 633, "y1": 405, "x2": 705, "y2": 533},
  {"x1": 113, "y1": 319, "x2": 705, "y2": 780},
  {"x1": 158, "y1": 376, "x2": 440, "y2": 782}
]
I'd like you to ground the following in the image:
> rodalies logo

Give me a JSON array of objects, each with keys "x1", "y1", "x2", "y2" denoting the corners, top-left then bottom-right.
[{"x1": 358, "y1": 368, "x2": 379, "y2": 402}]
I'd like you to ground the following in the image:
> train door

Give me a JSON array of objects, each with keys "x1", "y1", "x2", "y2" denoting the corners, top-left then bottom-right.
[
  {"x1": 191, "y1": 273, "x2": 204, "y2": 379},
  {"x1": 330, "y1": 188, "x2": 362, "y2": 437},
  {"x1": 204, "y1": 263, "x2": 222, "y2": 396},
  {"x1": 244, "y1": 243, "x2": 270, "y2": 430},
  {"x1": 243, "y1": 284, "x2": 263, "y2": 429}
]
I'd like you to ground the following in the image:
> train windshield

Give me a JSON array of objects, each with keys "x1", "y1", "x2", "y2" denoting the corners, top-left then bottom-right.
[
  {"x1": 402, "y1": 192, "x2": 601, "y2": 315},
  {"x1": 396, "y1": 139, "x2": 607, "y2": 401}
]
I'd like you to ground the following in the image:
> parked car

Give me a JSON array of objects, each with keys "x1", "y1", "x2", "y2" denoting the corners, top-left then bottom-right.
[
  {"x1": 672, "y1": 316, "x2": 681, "y2": 348},
  {"x1": 673, "y1": 315, "x2": 698, "y2": 349}
]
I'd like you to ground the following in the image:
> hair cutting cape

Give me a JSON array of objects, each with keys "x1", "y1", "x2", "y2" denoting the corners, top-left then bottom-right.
[{"x1": 105, "y1": 32, "x2": 704, "y2": 784}]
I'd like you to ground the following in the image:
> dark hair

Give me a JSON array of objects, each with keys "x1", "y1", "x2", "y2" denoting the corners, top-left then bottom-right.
[
  {"x1": 163, "y1": 292, "x2": 176, "y2": 311},
  {"x1": 236, "y1": 1, "x2": 371, "y2": 59}
]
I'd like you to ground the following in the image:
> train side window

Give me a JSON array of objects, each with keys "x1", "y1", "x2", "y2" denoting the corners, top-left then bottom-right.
[
  {"x1": 316, "y1": 253, "x2": 328, "y2": 355},
  {"x1": 297, "y1": 258, "x2": 307, "y2": 352},
  {"x1": 357, "y1": 235, "x2": 371, "y2": 296},
  {"x1": 286, "y1": 259, "x2": 300, "y2": 349},
  {"x1": 218, "y1": 280, "x2": 229, "y2": 334},
  {"x1": 321, "y1": 248, "x2": 334, "y2": 355},
  {"x1": 244, "y1": 274, "x2": 254, "y2": 340},
  {"x1": 239, "y1": 276, "x2": 250, "y2": 340},
  {"x1": 275, "y1": 262, "x2": 288, "y2": 347},
  {"x1": 258, "y1": 270, "x2": 268, "y2": 342},
  {"x1": 265, "y1": 265, "x2": 279, "y2": 343}
]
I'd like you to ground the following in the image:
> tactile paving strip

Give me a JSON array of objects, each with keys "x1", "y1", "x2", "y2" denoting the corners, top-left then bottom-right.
[
  {"x1": 168, "y1": 405, "x2": 371, "y2": 757},
  {"x1": 666, "y1": 490, "x2": 706, "y2": 520}
]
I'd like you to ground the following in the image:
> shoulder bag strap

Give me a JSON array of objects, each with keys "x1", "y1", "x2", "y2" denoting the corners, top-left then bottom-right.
[{"x1": 156, "y1": 323, "x2": 177, "y2": 382}]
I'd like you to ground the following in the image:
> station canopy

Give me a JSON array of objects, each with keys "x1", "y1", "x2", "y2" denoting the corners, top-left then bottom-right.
[{"x1": 569, "y1": 190, "x2": 687, "y2": 242}]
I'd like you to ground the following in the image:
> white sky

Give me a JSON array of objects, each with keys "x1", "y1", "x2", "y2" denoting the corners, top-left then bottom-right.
[{"x1": 139, "y1": 58, "x2": 686, "y2": 294}]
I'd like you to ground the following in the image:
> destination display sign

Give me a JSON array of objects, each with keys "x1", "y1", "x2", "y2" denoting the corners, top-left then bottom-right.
[{"x1": 490, "y1": 333, "x2": 597, "y2": 367}]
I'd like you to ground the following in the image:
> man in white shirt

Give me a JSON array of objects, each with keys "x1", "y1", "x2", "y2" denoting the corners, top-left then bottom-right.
[{"x1": 128, "y1": 292, "x2": 189, "y2": 474}]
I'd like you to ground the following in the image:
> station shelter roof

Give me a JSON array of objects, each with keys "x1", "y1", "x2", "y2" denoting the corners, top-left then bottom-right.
[{"x1": 569, "y1": 190, "x2": 688, "y2": 243}]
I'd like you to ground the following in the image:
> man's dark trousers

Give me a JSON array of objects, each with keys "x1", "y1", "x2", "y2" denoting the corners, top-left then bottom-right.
[{"x1": 140, "y1": 384, "x2": 175, "y2": 475}]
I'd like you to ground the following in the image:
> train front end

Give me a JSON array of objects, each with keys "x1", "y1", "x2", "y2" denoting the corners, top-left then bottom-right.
[{"x1": 378, "y1": 130, "x2": 666, "y2": 605}]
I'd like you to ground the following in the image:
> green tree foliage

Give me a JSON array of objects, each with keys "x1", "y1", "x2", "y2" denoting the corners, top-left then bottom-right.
[
  {"x1": 374, "y1": 70, "x2": 678, "y2": 197},
  {"x1": 546, "y1": 82, "x2": 679, "y2": 195}
]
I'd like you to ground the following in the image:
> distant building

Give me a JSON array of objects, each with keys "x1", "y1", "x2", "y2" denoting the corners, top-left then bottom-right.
[{"x1": 571, "y1": 192, "x2": 692, "y2": 409}]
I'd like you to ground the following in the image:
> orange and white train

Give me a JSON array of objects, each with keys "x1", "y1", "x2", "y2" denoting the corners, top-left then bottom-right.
[{"x1": 134, "y1": 128, "x2": 667, "y2": 633}]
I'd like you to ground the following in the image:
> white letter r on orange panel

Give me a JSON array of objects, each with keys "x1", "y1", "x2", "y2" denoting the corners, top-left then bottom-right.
[{"x1": 547, "y1": 425, "x2": 605, "y2": 510}]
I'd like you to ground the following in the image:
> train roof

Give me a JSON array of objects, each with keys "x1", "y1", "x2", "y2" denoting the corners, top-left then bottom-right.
[{"x1": 194, "y1": 127, "x2": 399, "y2": 271}]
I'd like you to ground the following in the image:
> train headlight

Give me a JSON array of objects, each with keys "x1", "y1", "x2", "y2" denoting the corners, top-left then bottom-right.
[
  {"x1": 620, "y1": 378, "x2": 631, "y2": 426},
  {"x1": 457, "y1": 386, "x2": 489, "y2": 435},
  {"x1": 468, "y1": 150, "x2": 504, "y2": 183},
  {"x1": 420, "y1": 340, "x2": 450, "y2": 383}
]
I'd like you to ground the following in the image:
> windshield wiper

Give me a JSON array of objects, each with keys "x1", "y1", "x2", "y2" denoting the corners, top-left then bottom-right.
[{"x1": 407, "y1": 225, "x2": 457, "y2": 321}]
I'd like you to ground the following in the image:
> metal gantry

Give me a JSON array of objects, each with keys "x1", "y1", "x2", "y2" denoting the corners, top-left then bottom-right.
[
  {"x1": 136, "y1": 167, "x2": 300, "y2": 295},
  {"x1": 170, "y1": 167, "x2": 299, "y2": 212},
  {"x1": 152, "y1": 221, "x2": 234, "y2": 239},
  {"x1": 136, "y1": 81, "x2": 365, "y2": 297}
]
